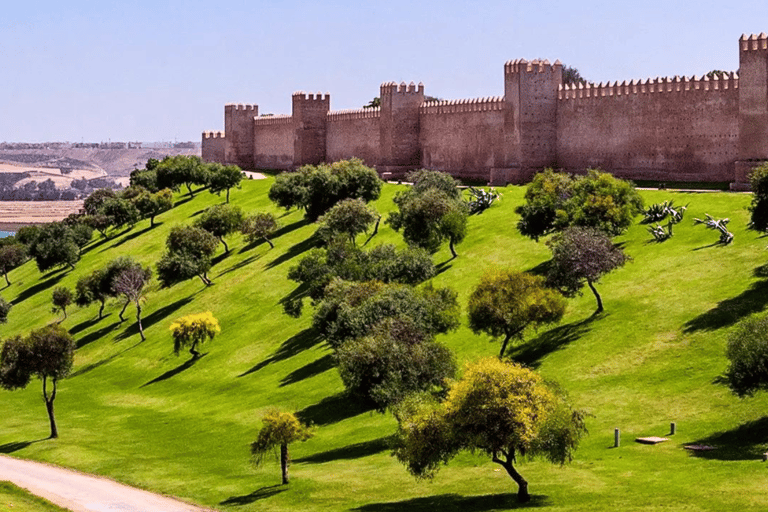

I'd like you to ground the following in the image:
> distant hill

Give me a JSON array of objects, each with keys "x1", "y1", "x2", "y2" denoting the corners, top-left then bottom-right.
[{"x1": 0, "y1": 146, "x2": 201, "y2": 177}]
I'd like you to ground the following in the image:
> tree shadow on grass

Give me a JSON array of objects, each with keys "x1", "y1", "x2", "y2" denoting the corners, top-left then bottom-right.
[
  {"x1": 220, "y1": 484, "x2": 286, "y2": 505},
  {"x1": 239, "y1": 218, "x2": 312, "y2": 255},
  {"x1": 69, "y1": 315, "x2": 102, "y2": 336},
  {"x1": 686, "y1": 416, "x2": 768, "y2": 461},
  {"x1": 79, "y1": 236, "x2": 110, "y2": 256},
  {"x1": 141, "y1": 354, "x2": 206, "y2": 387},
  {"x1": 76, "y1": 320, "x2": 119, "y2": 349},
  {"x1": 435, "y1": 259, "x2": 453, "y2": 276},
  {"x1": 70, "y1": 341, "x2": 141, "y2": 378},
  {"x1": 265, "y1": 236, "x2": 320, "y2": 270},
  {"x1": 0, "y1": 439, "x2": 45, "y2": 454},
  {"x1": 352, "y1": 493, "x2": 547, "y2": 512},
  {"x1": 98, "y1": 227, "x2": 133, "y2": 253},
  {"x1": 294, "y1": 435, "x2": 391, "y2": 464},
  {"x1": 295, "y1": 392, "x2": 374, "y2": 426},
  {"x1": 279, "y1": 354, "x2": 335, "y2": 387},
  {"x1": 684, "y1": 264, "x2": 768, "y2": 333},
  {"x1": 507, "y1": 315, "x2": 597, "y2": 369},
  {"x1": 239, "y1": 327, "x2": 323, "y2": 377},
  {"x1": 115, "y1": 296, "x2": 193, "y2": 341},
  {"x1": 12, "y1": 270, "x2": 65, "y2": 305},
  {"x1": 216, "y1": 253, "x2": 264, "y2": 278},
  {"x1": 108, "y1": 225, "x2": 153, "y2": 249}
]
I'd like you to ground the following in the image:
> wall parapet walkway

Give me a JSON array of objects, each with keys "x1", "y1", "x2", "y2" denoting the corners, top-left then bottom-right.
[
  {"x1": 559, "y1": 73, "x2": 739, "y2": 100},
  {"x1": 420, "y1": 96, "x2": 504, "y2": 114}
]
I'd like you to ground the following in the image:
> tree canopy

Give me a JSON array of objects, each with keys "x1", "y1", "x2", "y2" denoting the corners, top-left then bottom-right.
[
  {"x1": 393, "y1": 358, "x2": 587, "y2": 502},
  {"x1": 468, "y1": 269, "x2": 567, "y2": 358},
  {"x1": 0, "y1": 325, "x2": 75, "y2": 438},
  {"x1": 169, "y1": 311, "x2": 220, "y2": 359},
  {"x1": 157, "y1": 226, "x2": 219, "y2": 287},
  {"x1": 250, "y1": 410, "x2": 315, "y2": 485},
  {"x1": 748, "y1": 162, "x2": 768, "y2": 232},
  {"x1": 194, "y1": 204, "x2": 244, "y2": 253},
  {"x1": 208, "y1": 163, "x2": 243, "y2": 203},
  {"x1": 546, "y1": 226, "x2": 629, "y2": 313},
  {"x1": 316, "y1": 198, "x2": 379, "y2": 244},
  {"x1": 241, "y1": 212, "x2": 279, "y2": 249},
  {"x1": 516, "y1": 169, "x2": 643, "y2": 240},
  {"x1": 155, "y1": 155, "x2": 210, "y2": 197},
  {"x1": 268, "y1": 158, "x2": 382, "y2": 221},
  {"x1": 725, "y1": 314, "x2": 768, "y2": 397}
]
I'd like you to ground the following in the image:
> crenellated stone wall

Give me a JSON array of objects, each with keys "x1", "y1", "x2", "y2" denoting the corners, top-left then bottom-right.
[{"x1": 203, "y1": 32, "x2": 768, "y2": 187}]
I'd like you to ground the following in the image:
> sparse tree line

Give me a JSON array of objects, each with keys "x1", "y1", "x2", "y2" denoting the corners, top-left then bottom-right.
[{"x1": 7, "y1": 154, "x2": 768, "y2": 501}]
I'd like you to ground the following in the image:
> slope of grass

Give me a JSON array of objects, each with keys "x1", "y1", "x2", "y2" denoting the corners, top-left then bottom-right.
[
  {"x1": 1, "y1": 181, "x2": 768, "y2": 511},
  {"x1": 0, "y1": 481, "x2": 71, "y2": 512}
]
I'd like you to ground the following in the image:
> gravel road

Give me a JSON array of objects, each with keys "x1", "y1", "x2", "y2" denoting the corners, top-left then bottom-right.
[{"x1": 0, "y1": 455, "x2": 214, "y2": 512}]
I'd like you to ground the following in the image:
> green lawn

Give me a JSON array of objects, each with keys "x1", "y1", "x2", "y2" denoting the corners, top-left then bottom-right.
[
  {"x1": 0, "y1": 481, "x2": 71, "y2": 512},
  {"x1": 1, "y1": 180, "x2": 767, "y2": 511}
]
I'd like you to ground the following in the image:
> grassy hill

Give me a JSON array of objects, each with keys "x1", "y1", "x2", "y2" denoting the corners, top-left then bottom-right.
[{"x1": 1, "y1": 178, "x2": 767, "y2": 511}]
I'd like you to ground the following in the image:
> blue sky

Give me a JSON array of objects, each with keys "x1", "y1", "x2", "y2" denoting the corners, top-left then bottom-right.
[{"x1": 2, "y1": 0, "x2": 767, "y2": 142}]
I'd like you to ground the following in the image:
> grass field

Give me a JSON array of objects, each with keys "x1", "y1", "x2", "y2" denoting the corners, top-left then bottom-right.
[
  {"x1": 0, "y1": 481, "x2": 71, "y2": 511},
  {"x1": 0, "y1": 179, "x2": 767, "y2": 511}
]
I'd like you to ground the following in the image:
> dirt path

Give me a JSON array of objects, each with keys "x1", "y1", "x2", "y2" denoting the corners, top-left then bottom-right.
[{"x1": 0, "y1": 455, "x2": 215, "y2": 512}]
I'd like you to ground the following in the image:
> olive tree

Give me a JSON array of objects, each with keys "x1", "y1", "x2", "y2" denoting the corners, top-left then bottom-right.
[
  {"x1": 156, "y1": 155, "x2": 210, "y2": 197},
  {"x1": 169, "y1": 311, "x2": 220, "y2": 359},
  {"x1": 748, "y1": 162, "x2": 768, "y2": 232},
  {"x1": 156, "y1": 226, "x2": 219, "y2": 287},
  {"x1": 0, "y1": 297, "x2": 11, "y2": 323},
  {"x1": 317, "y1": 198, "x2": 378, "y2": 244},
  {"x1": 134, "y1": 188, "x2": 173, "y2": 227},
  {"x1": 51, "y1": 286, "x2": 73, "y2": 322},
  {"x1": 546, "y1": 226, "x2": 629, "y2": 314},
  {"x1": 195, "y1": 204, "x2": 244, "y2": 253},
  {"x1": 393, "y1": 358, "x2": 587, "y2": 502},
  {"x1": 112, "y1": 263, "x2": 153, "y2": 341},
  {"x1": 208, "y1": 163, "x2": 243, "y2": 203},
  {"x1": 725, "y1": 314, "x2": 768, "y2": 397},
  {"x1": 250, "y1": 410, "x2": 315, "y2": 485},
  {"x1": 0, "y1": 325, "x2": 75, "y2": 438},
  {"x1": 468, "y1": 269, "x2": 567, "y2": 358},
  {"x1": 0, "y1": 243, "x2": 27, "y2": 286},
  {"x1": 241, "y1": 212, "x2": 279, "y2": 249}
]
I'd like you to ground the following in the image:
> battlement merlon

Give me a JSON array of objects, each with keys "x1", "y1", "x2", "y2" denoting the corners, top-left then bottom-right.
[
  {"x1": 292, "y1": 91, "x2": 331, "y2": 102},
  {"x1": 202, "y1": 131, "x2": 225, "y2": 139},
  {"x1": 504, "y1": 58, "x2": 563, "y2": 75},
  {"x1": 741, "y1": 33, "x2": 768, "y2": 52},
  {"x1": 224, "y1": 104, "x2": 259, "y2": 112},
  {"x1": 380, "y1": 81, "x2": 425, "y2": 96},
  {"x1": 558, "y1": 72, "x2": 739, "y2": 99}
]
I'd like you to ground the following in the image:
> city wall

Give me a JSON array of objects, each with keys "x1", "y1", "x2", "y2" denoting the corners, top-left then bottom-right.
[{"x1": 203, "y1": 33, "x2": 768, "y2": 187}]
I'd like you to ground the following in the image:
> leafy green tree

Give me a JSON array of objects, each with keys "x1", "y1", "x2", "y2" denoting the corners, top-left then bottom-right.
[
  {"x1": 0, "y1": 297, "x2": 11, "y2": 323},
  {"x1": 336, "y1": 317, "x2": 456, "y2": 410},
  {"x1": 0, "y1": 325, "x2": 76, "y2": 438},
  {"x1": 725, "y1": 314, "x2": 768, "y2": 397},
  {"x1": 393, "y1": 358, "x2": 587, "y2": 502},
  {"x1": 100, "y1": 197, "x2": 140, "y2": 232},
  {"x1": 83, "y1": 189, "x2": 118, "y2": 216},
  {"x1": 268, "y1": 158, "x2": 382, "y2": 220},
  {"x1": 562, "y1": 65, "x2": 587, "y2": 85},
  {"x1": 312, "y1": 280, "x2": 460, "y2": 348},
  {"x1": 156, "y1": 155, "x2": 210, "y2": 197},
  {"x1": 0, "y1": 243, "x2": 27, "y2": 286},
  {"x1": 51, "y1": 286, "x2": 73, "y2": 322},
  {"x1": 112, "y1": 264, "x2": 152, "y2": 340},
  {"x1": 15, "y1": 225, "x2": 40, "y2": 247},
  {"x1": 157, "y1": 226, "x2": 219, "y2": 287},
  {"x1": 129, "y1": 168, "x2": 159, "y2": 192},
  {"x1": 250, "y1": 410, "x2": 315, "y2": 485},
  {"x1": 317, "y1": 198, "x2": 378, "y2": 244},
  {"x1": 241, "y1": 212, "x2": 279, "y2": 249},
  {"x1": 195, "y1": 204, "x2": 244, "y2": 253},
  {"x1": 389, "y1": 170, "x2": 468, "y2": 257},
  {"x1": 28, "y1": 222, "x2": 80, "y2": 272},
  {"x1": 75, "y1": 269, "x2": 109, "y2": 319},
  {"x1": 468, "y1": 269, "x2": 567, "y2": 358},
  {"x1": 748, "y1": 163, "x2": 768, "y2": 232},
  {"x1": 86, "y1": 214, "x2": 112, "y2": 238},
  {"x1": 546, "y1": 226, "x2": 629, "y2": 313},
  {"x1": 208, "y1": 163, "x2": 243, "y2": 203},
  {"x1": 169, "y1": 311, "x2": 220, "y2": 359},
  {"x1": 69, "y1": 222, "x2": 94, "y2": 253},
  {"x1": 133, "y1": 188, "x2": 173, "y2": 227},
  {"x1": 516, "y1": 169, "x2": 643, "y2": 240}
]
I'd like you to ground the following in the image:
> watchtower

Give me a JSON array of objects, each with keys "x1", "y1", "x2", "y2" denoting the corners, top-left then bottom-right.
[
  {"x1": 292, "y1": 92, "x2": 330, "y2": 166},
  {"x1": 224, "y1": 104, "x2": 258, "y2": 169},
  {"x1": 380, "y1": 81, "x2": 424, "y2": 171}
]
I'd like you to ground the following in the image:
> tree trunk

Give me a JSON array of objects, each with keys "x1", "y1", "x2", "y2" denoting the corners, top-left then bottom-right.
[
  {"x1": 189, "y1": 342, "x2": 201, "y2": 359},
  {"x1": 43, "y1": 377, "x2": 58, "y2": 439},
  {"x1": 186, "y1": 183, "x2": 195, "y2": 197},
  {"x1": 98, "y1": 299, "x2": 105, "y2": 320},
  {"x1": 372, "y1": 216, "x2": 381, "y2": 236},
  {"x1": 587, "y1": 279, "x2": 603, "y2": 313},
  {"x1": 493, "y1": 451, "x2": 529, "y2": 503},
  {"x1": 119, "y1": 300, "x2": 130, "y2": 322},
  {"x1": 226, "y1": 188, "x2": 230, "y2": 203},
  {"x1": 499, "y1": 332, "x2": 512, "y2": 359},
  {"x1": 198, "y1": 273, "x2": 212, "y2": 286},
  {"x1": 449, "y1": 238, "x2": 458, "y2": 259},
  {"x1": 3, "y1": 270, "x2": 9, "y2": 286},
  {"x1": 265, "y1": 237, "x2": 274, "y2": 249},
  {"x1": 280, "y1": 443, "x2": 289, "y2": 484},
  {"x1": 136, "y1": 302, "x2": 145, "y2": 342},
  {"x1": 220, "y1": 236, "x2": 229, "y2": 253},
  {"x1": 150, "y1": 215, "x2": 155, "y2": 228}
]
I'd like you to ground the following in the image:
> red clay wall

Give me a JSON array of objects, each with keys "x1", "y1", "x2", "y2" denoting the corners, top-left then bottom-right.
[
  {"x1": 201, "y1": 131, "x2": 225, "y2": 163},
  {"x1": 327, "y1": 108, "x2": 381, "y2": 167},
  {"x1": 254, "y1": 116, "x2": 294, "y2": 170},
  {"x1": 557, "y1": 76, "x2": 739, "y2": 182},
  {"x1": 419, "y1": 97, "x2": 505, "y2": 181}
]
